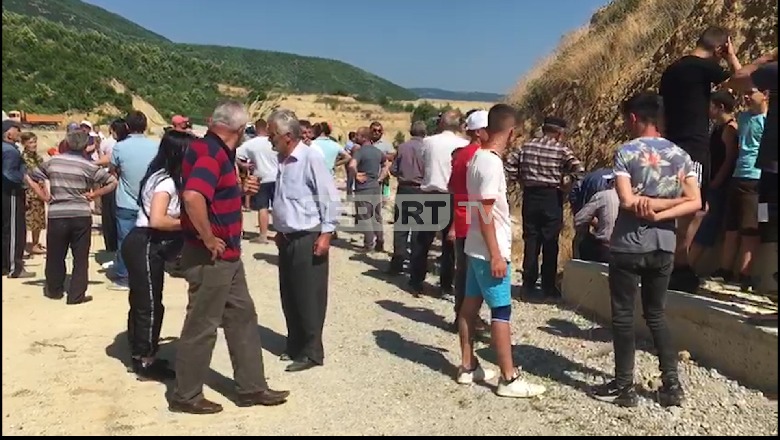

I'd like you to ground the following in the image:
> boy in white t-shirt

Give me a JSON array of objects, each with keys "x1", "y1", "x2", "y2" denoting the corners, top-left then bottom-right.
[{"x1": 458, "y1": 104, "x2": 546, "y2": 399}]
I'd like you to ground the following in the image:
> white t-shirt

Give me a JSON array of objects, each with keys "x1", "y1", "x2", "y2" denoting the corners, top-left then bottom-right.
[
  {"x1": 100, "y1": 136, "x2": 117, "y2": 157},
  {"x1": 464, "y1": 149, "x2": 512, "y2": 261},
  {"x1": 135, "y1": 171, "x2": 181, "y2": 228},
  {"x1": 421, "y1": 131, "x2": 469, "y2": 192},
  {"x1": 236, "y1": 136, "x2": 279, "y2": 183}
]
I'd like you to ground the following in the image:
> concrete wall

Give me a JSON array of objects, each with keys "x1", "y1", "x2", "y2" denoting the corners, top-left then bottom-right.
[{"x1": 562, "y1": 259, "x2": 778, "y2": 394}]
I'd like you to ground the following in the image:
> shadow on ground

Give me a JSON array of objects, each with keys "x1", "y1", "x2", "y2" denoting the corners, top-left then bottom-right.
[
  {"x1": 376, "y1": 300, "x2": 452, "y2": 333},
  {"x1": 23, "y1": 275, "x2": 104, "y2": 288},
  {"x1": 105, "y1": 332, "x2": 235, "y2": 403},
  {"x1": 252, "y1": 252, "x2": 279, "y2": 266},
  {"x1": 537, "y1": 318, "x2": 612, "y2": 343},
  {"x1": 475, "y1": 344, "x2": 608, "y2": 394},
  {"x1": 373, "y1": 329, "x2": 456, "y2": 378},
  {"x1": 105, "y1": 326, "x2": 287, "y2": 403}
]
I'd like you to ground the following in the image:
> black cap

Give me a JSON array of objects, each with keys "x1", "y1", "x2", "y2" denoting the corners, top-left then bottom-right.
[
  {"x1": 543, "y1": 116, "x2": 568, "y2": 129},
  {"x1": 2, "y1": 119, "x2": 21, "y2": 135}
]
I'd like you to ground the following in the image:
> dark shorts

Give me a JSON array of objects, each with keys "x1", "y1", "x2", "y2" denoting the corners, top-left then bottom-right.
[
  {"x1": 675, "y1": 141, "x2": 709, "y2": 210},
  {"x1": 724, "y1": 178, "x2": 760, "y2": 234},
  {"x1": 250, "y1": 182, "x2": 275, "y2": 211},
  {"x1": 759, "y1": 172, "x2": 778, "y2": 243},
  {"x1": 693, "y1": 187, "x2": 727, "y2": 246}
]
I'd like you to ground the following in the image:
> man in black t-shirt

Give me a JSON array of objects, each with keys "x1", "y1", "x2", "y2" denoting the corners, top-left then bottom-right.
[{"x1": 659, "y1": 26, "x2": 742, "y2": 292}]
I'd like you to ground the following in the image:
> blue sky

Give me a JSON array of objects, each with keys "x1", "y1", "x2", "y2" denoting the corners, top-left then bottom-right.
[{"x1": 85, "y1": 0, "x2": 607, "y2": 94}]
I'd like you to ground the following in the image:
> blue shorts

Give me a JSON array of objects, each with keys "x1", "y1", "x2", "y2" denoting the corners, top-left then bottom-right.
[{"x1": 465, "y1": 256, "x2": 512, "y2": 308}]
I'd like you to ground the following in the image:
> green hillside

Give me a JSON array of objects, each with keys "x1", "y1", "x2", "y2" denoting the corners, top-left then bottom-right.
[
  {"x1": 1, "y1": 0, "x2": 416, "y2": 119},
  {"x1": 3, "y1": 0, "x2": 169, "y2": 42}
]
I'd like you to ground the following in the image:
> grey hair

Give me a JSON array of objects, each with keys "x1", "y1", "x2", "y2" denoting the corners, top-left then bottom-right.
[
  {"x1": 267, "y1": 108, "x2": 302, "y2": 139},
  {"x1": 439, "y1": 110, "x2": 462, "y2": 132},
  {"x1": 410, "y1": 120, "x2": 427, "y2": 137},
  {"x1": 66, "y1": 131, "x2": 90, "y2": 152},
  {"x1": 211, "y1": 100, "x2": 249, "y2": 130}
]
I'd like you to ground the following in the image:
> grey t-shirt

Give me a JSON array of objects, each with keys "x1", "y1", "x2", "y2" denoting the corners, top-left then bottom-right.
[
  {"x1": 752, "y1": 61, "x2": 778, "y2": 173},
  {"x1": 610, "y1": 137, "x2": 697, "y2": 254},
  {"x1": 353, "y1": 144, "x2": 386, "y2": 191}
]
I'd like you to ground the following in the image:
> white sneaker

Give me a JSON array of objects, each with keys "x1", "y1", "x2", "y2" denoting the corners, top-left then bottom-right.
[
  {"x1": 496, "y1": 375, "x2": 546, "y2": 398},
  {"x1": 456, "y1": 363, "x2": 497, "y2": 385}
]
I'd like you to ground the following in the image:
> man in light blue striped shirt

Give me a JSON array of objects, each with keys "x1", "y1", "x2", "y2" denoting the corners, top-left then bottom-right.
[{"x1": 269, "y1": 109, "x2": 340, "y2": 374}]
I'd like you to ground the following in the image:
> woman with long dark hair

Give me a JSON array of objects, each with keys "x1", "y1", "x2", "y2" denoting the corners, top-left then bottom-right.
[
  {"x1": 100, "y1": 119, "x2": 129, "y2": 252},
  {"x1": 121, "y1": 130, "x2": 191, "y2": 381}
]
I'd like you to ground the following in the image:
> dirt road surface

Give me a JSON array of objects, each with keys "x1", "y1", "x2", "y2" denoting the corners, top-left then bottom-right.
[{"x1": 2, "y1": 212, "x2": 777, "y2": 436}]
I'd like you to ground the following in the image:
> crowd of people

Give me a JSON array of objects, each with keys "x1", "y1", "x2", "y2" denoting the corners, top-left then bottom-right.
[{"x1": 1, "y1": 25, "x2": 777, "y2": 416}]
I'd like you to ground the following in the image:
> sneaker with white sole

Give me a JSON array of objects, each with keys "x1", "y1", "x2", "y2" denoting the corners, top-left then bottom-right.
[
  {"x1": 496, "y1": 374, "x2": 546, "y2": 398},
  {"x1": 456, "y1": 362, "x2": 497, "y2": 385}
]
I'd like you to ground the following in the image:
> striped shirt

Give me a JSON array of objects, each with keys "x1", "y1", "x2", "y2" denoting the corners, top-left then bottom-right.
[
  {"x1": 573, "y1": 188, "x2": 619, "y2": 242},
  {"x1": 181, "y1": 132, "x2": 243, "y2": 261},
  {"x1": 30, "y1": 152, "x2": 115, "y2": 219},
  {"x1": 505, "y1": 136, "x2": 584, "y2": 187}
]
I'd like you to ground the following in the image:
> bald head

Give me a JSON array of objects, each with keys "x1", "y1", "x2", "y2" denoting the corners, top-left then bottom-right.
[
  {"x1": 356, "y1": 126, "x2": 371, "y2": 145},
  {"x1": 439, "y1": 110, "x2": 462, "y2": 132}
]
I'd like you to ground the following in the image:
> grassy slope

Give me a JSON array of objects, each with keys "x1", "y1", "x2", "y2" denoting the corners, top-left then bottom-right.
[{"x1": 507, "y1": 0, "x2": 778, "y2": 264}]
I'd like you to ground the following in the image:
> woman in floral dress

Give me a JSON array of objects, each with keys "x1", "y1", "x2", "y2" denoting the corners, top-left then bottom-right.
[{"x1": 20, "y1": 132, "x2": 47, "y2": 255}]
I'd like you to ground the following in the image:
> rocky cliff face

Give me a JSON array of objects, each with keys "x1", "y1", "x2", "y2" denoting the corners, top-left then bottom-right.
[{"x1": 510, "y1": 0, "x2": 778, "y2": 169}]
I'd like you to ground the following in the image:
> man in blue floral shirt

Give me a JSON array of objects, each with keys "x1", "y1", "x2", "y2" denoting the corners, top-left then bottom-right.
[{"x1": 590, "y1": 92, "x2": 702, "y2": 408}]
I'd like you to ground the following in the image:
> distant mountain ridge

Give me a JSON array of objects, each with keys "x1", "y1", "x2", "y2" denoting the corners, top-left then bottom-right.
[{"x1": 409, "y1": 88, "x2": 503, "y2": 103}]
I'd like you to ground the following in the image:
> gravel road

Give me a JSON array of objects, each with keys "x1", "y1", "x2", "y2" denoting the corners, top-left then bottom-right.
[{"x1": 1, "y1": 211, "x2": 777, "y2": 436}]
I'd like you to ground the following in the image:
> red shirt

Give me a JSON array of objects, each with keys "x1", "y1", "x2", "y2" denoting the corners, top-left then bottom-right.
[
  {"x1": 448, "y1": 143, "x2": 480, "y2": 238},
  {"x1": 181, "y1": 132, "x2": 243, "y2": 261}
]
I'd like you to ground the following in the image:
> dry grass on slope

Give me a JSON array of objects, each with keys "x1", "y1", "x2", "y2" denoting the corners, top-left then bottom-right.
[{"x1": 505, "y1": 0, "x2": 778, "y2": 268}]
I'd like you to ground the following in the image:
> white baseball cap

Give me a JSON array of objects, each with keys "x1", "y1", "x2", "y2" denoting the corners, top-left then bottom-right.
[{"x1": 465, "y1": 110, "x2": 488, "y2": 131}]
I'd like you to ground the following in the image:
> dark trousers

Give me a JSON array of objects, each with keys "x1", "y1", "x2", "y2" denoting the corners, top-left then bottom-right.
[
  {"x1": 173, "y1": 244, "x2": 268, "y2": 404},
  {"x1": 278, "y1": 231, "x2": 329, "y2": 364},
  {"x1": 521, "y1": 187, "x2": 563, "y2": 289},
  {"x1": 101, "y1": 191, "x2": 118, "y2": 252},
  {"x1": 579, "y1": 233, "x2": 611, "y2": 263},
  {"x1": 609, "y1": 251, "x2": 678, "y2": 386},
  {"x1": 1, "y1": 187, "x2": 26, "y2": 276},
  {"x1": 391, "y1": 185, "x2": 421, "y2": 271},
  {"x1": 759, "y1": 171, "x2": 778, "y2": 244},
  {"x1": 454, "y1": 237, "x2": 467, "y2": 318},
  {"x1": 45, "y1": 217, "x2": 92, "y2": 303},
  {"x1": 410, "y1": 191, "x2": 454, "y2": 291},
  {"x1": 122, "y1": 227, "x2": 166, "y2": 358}
]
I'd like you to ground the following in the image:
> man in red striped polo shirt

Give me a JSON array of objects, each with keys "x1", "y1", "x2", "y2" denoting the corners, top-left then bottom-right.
[{"x1": 169, "y1": 101, "x2": 289, "y2": 415}]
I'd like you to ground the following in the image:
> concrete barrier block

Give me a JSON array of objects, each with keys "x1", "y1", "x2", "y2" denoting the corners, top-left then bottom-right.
[{"x1": 562, "y1": 259, "x2": 778, "y2": 394}]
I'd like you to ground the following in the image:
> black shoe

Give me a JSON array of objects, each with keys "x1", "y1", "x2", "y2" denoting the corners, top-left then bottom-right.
[
  {"x1": 133, "y1": 358, "x2": 176, "y2": 382},
  {"x1": 44, "y1": 287, "x2": 64, "y2": 300},
  {"x1": 658, "y1": 381, "x2": 686, "y2": 407},
  {"x1": 408, "y1": 283, "x2": 425, "y2": 298},
  {"x1": 169, "y1": 398, "x2": 223, "y2": 415},
  {"x1": 543, "y1": 286, "x2": 563, "y2": 301},
  {"x1": 8, "y1": 270, "x2": 35, "y2": 279},
  {"x1": 670, "y1": 268, "x2": 700, "y2": 293},
  {"x1": 738, "y1": 274, "x2": 754, "y2": 293},
  {"x1": 374, "y1": 241, "x2": 385, "y2": 253},
  {"x1": 280, "y1": 353, "x2": 293, "y2": 362},
  {"x1": 590, "y1": 381, "x2": 639, "y2": 408},
  {"x1": 235, "y1": 389, "x2": 290, "y2": 407},
  {"x1": 285, "y1": 357, "x2": 319, "y2": 373},
  {"x1": 709, "y1": 268, "x2": 735, "y2": 284},
  {"x1": 66, "y1": 295, "x2": 93, "y2": 305}
]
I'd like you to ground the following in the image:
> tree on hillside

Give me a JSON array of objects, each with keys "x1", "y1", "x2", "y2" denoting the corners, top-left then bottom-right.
[
  {"x1": 411, "y1": 101, "x2": 453, "y2": 134},
  {"x1": 393, "y1": 131, "x2": 405, "y2": 147}
]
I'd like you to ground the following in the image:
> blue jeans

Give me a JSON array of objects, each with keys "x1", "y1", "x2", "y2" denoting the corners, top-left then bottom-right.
[{"x1": 113, "y1": 207, "x2": 138, "y2": 280}]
